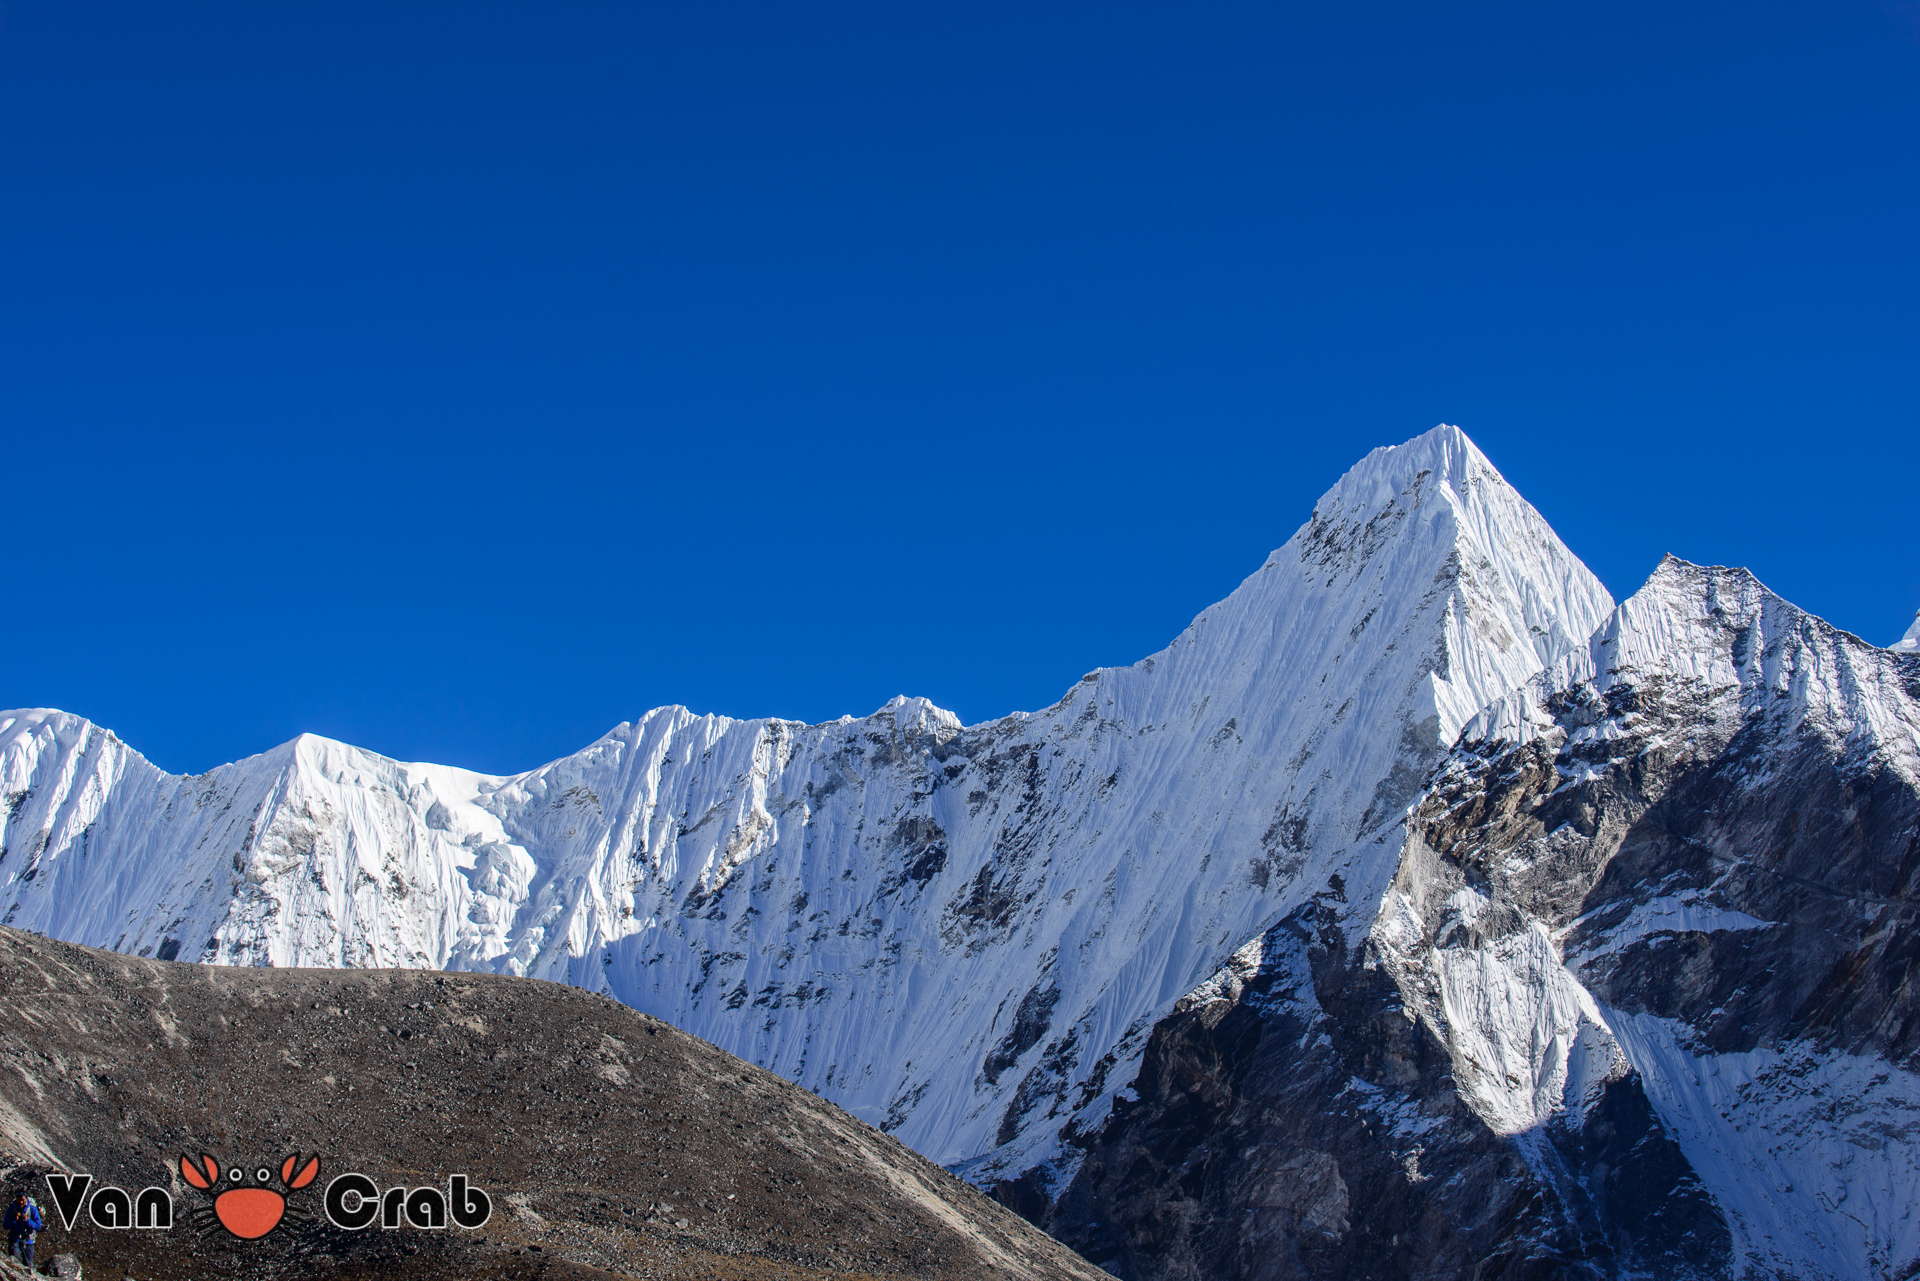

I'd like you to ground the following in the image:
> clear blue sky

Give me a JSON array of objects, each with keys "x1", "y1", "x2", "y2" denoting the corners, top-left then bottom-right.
[{"x1": 3, "y1": 1, "x2": 1916, "y2": 775}]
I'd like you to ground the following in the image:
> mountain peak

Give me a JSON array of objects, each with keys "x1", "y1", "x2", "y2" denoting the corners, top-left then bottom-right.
[{"x1": 1315, "y1": 422, "x2": 1487, "y2": 517}]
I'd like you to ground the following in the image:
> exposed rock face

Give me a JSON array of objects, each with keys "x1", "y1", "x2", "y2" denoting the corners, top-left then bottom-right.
[
  {"x1": 1019, "y1": 559, "x2": 1920, "y2": 1279},
  {"x1": 1036, "y1": 905, "x2": 1729, "y2": 1280},
  {"x1": 0, "y1": 927, "x2": 1106, "y2": 1281}
]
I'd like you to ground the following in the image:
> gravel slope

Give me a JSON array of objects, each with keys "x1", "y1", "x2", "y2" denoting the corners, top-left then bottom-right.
[{"x1": 0, "y1": 927, "x2": 1106, "y2": 1281}]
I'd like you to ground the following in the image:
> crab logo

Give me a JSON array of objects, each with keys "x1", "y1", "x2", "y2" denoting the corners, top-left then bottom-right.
[{"x1": 178, "y1": 1152, "x2": 321, "y2": 1239}]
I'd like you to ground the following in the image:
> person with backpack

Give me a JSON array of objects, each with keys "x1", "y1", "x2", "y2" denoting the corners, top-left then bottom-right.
[{"x1": 3, "y1": 1189, "x2": 41, "y2": 1269}]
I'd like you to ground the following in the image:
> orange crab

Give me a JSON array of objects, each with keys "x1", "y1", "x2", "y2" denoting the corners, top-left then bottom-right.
[{"x1": 179, "y1": 1152, "x2": 320, "y2": 1239}]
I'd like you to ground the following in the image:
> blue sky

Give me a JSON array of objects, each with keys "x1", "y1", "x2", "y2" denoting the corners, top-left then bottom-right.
[{"x1": 3, "y1": 1, "x2": 1916, "y2": 775}]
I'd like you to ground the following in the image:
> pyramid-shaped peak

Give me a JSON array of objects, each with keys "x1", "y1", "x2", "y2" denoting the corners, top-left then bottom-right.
[
  {"x1": 1317, "y1": 423, "x2": 1496, "y2": 516},
  {"x1": 1135, "y1": 424, "x2": 1614, "y2": 762},
  {"x1": 1293, "y1": 426, "x2": 1607, "y2": 624}
]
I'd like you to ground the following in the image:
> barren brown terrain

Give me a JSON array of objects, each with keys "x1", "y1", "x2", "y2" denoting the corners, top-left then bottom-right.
[{"x1": 0, "y1": 928, "x2": 1105, "y2": 1280}]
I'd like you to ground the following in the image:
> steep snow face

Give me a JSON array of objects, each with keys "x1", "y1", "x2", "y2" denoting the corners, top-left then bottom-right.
[
  {"x1": 0, "y1": 425, "x2": 1613, "y2": 1177},
  {"x1": 0, "y1": 719, "x2": 535, "y2": 970}
]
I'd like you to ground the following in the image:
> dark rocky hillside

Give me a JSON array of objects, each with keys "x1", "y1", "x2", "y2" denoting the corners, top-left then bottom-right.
[{"x1": 0, "y1": 928, "x2": 1106, "y2": 1281}]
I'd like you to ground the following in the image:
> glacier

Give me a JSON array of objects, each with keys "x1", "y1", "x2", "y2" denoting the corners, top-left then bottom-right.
[{"x1": 5, "y1": 423, "x2": 1917, "y2": 1279}]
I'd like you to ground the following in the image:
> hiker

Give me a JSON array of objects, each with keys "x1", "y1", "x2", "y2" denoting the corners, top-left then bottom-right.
[{"x1": 3, "y1": 1189, "x2": 40, "y2": 1269}]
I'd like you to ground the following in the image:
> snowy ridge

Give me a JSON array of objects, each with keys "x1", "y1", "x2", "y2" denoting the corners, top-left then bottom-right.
[
  {"x1": 0, "y1": 425, "x2": 1612, "y2": 1180},
  {"x1": 1467, "y1": 556, "x2": 1920, "y2": 790}
]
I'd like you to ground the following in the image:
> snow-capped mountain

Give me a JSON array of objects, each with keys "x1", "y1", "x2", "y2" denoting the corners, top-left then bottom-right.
[
  {"x1": 5, "y1": 424, "x2": 1916, "y2": 1278},
  {"x1": 1, "y1": 426, "x2": 1604, "y2": 1160}
]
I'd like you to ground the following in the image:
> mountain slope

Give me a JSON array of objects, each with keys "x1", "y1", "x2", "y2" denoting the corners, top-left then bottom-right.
[
  {"x1": 1029, "y1": 557, "x2": 1920, "y2": 1279},
  {"x1": 0, "y1": 926, "x2": 1105, "y2": 1281},
  {"x1": 0, "y1": 425, "x2": 1613, "y2": 1191}
]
